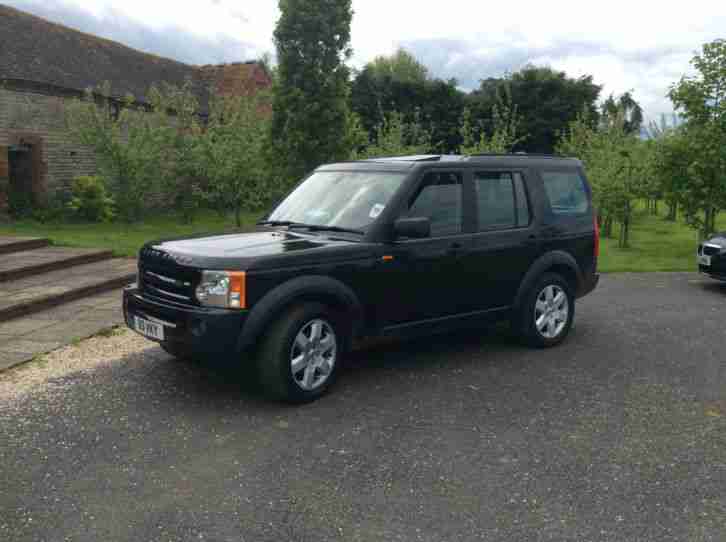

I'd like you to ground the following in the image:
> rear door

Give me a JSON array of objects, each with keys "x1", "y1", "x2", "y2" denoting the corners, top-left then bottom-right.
[
  {"x1": 537, "y1": 167, "x2": 595, "y2": 275},
  {"x1": 464, "y1": 169, "x2": 541, "y2": 311}
]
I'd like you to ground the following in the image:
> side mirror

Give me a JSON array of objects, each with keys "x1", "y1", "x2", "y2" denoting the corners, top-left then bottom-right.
[{"x1": 394, "y1": 217, "x2": 431, "y2": 239}]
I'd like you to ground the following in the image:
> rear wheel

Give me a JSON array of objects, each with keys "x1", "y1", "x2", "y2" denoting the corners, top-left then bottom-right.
[
  {"x1": 515, "y1": 272, "x2": 574, "y2": 348},
  {"x1": 256, "y1": 302, "x2": 342, "y2": 403}
]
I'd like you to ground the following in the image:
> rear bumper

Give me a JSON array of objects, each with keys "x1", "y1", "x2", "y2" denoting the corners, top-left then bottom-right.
[
  {"x1": 123, "y1": 286, "x2": 249, "y2": 361},
  {"x1": 577, "y1": 272, "x2": 600, "y2": 298}
]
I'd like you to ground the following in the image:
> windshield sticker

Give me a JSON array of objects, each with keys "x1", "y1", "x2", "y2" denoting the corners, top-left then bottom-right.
[{"x1": 369, "y1": 203, "x2": 385, "y2": 219}]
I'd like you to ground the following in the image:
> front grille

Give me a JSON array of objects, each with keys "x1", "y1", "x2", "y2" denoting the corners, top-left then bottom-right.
[
  {"x1": 702, "y1": 244, "x2": 722, "y2": 256},
  {"x1": 138, "y1": 252, "x2": 200, "y2": 306}
]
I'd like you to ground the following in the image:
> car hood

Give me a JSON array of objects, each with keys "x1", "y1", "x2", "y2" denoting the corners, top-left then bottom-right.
[{"x1": 141, "y1": 229, "x2": 374, "y2": 270}]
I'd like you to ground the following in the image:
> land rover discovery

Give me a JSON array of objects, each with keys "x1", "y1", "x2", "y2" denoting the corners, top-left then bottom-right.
[{"x1": 124, "y1": 154, "x2": 600, "y2": 402}]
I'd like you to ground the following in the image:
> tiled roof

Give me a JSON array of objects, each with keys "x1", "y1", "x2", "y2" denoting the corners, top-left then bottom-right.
[{"x1": 0, "y1": 4, "x2": 270, "y2": 109}]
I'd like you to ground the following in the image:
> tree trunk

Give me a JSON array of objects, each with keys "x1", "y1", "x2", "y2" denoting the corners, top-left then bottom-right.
[
  {"x1": 618, "y1": 219, "x2": 630, "y2": 249},
  {"x1": 235, "y1": 205, "x2": 242, "y2": 228},
  {"x1": 666, "y1": 200, "x2": 677, "y2": 221},
  {"x1": 603, "y1": 216, "x2": 613, "y2": 238}
]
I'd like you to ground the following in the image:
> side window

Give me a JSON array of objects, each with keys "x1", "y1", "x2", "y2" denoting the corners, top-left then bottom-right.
[
  {"x1": 474, "y1": 171, "x2": 530, "y2": 231},
  {"x1": 541, "y1": 170, "x2": 589, "y2": 215},
  {"x1": 406, "y1": 171, "x2": 463, "y2": 237}
]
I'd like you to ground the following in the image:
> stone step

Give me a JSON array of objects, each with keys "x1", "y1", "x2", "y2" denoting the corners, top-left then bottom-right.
[
  {"x1": 0, "y1": 246, "x2": 114, "y2": 282},
  {"x1": 0, "y1": 289, "x2": 125, "y2": 372},
  {"x1": 0, "y1": 236, "x2": 50, "y2": 255},
  {"x1": 0, "y1": 258, "x2": 136, "y2": 323}
]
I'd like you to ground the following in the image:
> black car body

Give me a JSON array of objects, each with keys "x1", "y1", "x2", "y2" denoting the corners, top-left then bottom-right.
[
  {"x1": 698, "y1": 233, "x2": 726, "y2": 280},
  {"x1": 124, "y1": 154, "x2": 600, "y2": 401}
]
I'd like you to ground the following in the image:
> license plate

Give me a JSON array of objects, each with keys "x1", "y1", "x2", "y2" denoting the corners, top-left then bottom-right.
[
  {"x1": 698, "y1": 254, "x2": 711, "y2": 267},
  {"x1": 134, "y1": 316, "x2": 165, "y2": 341}
]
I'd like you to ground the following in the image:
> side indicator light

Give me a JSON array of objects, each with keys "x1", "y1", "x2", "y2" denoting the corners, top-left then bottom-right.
[
  {"x1": 228, "y1": 271, "x2": 246, "y2": 309},
  {"x1": 382, "y1": 255, "x2": 394, "y2": 262}
]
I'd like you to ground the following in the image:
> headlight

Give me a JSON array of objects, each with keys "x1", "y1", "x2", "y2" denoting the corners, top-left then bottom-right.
[{"x1": 195, "y1": 270, "x2": 246, "y2": 309}]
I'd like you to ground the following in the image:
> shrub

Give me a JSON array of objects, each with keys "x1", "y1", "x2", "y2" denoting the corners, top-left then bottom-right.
[{"x1": 67, "y1": 175, "x2": 115, "y2": 222}]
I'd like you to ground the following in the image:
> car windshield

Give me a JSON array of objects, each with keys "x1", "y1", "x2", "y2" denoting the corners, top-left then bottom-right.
[{"x1": 265, "y1": 171, "x2": 407, "y2": 231}]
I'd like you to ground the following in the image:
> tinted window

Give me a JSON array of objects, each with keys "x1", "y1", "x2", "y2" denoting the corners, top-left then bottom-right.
[
  {"x1": 406, "y1": 172, "x2": 462, "y2": 237},
  {"x1": 474, "y1": 171, "x2": 530, "y2": 231},
  {"x1": 541, "y1": 170, "x2": 589, "y2": 215}
]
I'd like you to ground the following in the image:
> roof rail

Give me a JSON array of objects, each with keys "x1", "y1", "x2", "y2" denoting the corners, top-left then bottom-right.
[
  {"x1": 469, "y1": 152, "x2": 569, "y2": 159},
  {"x1": 363, "y1": 155, "x2": 442, "y2": 162}
]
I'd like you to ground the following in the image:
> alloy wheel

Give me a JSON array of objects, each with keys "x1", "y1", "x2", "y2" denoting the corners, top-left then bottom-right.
[
  {"x1": 534, "y1": 285, "x2": 569, "y2": 339},
  {"x1": 289, "y1": 318, "x2": 337, "y2": 391}
]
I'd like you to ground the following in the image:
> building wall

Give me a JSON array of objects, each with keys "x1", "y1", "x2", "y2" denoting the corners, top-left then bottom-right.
[{"x1": 0, "y1": 86, "x2": 97, "y2": 207}]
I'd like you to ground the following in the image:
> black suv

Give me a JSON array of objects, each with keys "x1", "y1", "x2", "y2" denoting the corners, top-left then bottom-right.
[{"x1": 124, "y1": 154, "x2": 600, "y2": 402}]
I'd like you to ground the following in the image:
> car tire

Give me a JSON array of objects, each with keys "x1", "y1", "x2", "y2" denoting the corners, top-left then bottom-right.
[
  {"x1": 256, "y1": 302, "x2": 343, "y2": 403},
  {"x1": 515, "y1": 272, "x2": 575, "y2": 348}
]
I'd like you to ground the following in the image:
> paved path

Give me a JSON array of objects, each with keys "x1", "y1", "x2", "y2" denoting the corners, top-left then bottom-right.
[
  {"x1": 1, "y1": 273, "x2": 725, "y2": 541},
  {"x1": 0, "y1": 290, "x2": 124, "y2": 370}
]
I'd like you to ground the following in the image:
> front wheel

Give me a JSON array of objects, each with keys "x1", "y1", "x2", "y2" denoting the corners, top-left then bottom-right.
[
  {"x1": 256, "y1": 303, "x2": 343, "y2": 403},
  {"x1": 515, "y1": 273, "x2": 575, "y2": 348}
]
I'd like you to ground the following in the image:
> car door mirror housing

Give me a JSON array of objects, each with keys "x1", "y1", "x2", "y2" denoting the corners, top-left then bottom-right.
[{"x1": 394, "y1": 217, "x2": 431, "y2": 239}]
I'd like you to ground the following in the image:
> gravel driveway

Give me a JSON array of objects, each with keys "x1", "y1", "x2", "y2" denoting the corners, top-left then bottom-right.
[{"x1": 1, "y1": 273, "x2": 725, "y2": 542}]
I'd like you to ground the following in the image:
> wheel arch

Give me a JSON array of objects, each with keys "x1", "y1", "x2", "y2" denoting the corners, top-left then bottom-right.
[
  {"x1": 513, "y1": 251, "x2": 584, "y2": 311},
  {"x1": 237, "y1": 275, "x2": 363, "y2": 353}
]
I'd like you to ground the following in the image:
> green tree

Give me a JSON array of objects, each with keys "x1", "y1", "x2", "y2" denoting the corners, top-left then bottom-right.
[
  {"x1": 367, "y1": 48, "x2": 429, "y2": 84},
  {"x1": 668, "y1": 39, "x2": 726, "y2": 239},
  {"x1": 65, "y1": 83, "x2": 168, "y2": 222},
  {"x1": 199, "y1": 92, "x2": 274, "y2": 227},
  {"x1": 558, "y1": 109, "x2": 645, "y2": 247},
  {"x1": 459, "y1": 85, "x2": 523, "y2": 154},
  {"x1": 146, "y1": 82, "x2": 205, "y2": 223},
  {"x1": 653, "y1": 127, "x2": 690, "y2": 221},
  {"x1": 350, "y1": 67, "x2": 464, "y2": 153},
  {"x1": 601, "y1": 91, "x2": 644, "y2": 135},
  {"x1": 271, "y1": 0, "x2": 355, "y2": 184},
  {"x1": 471, "y1": 65, "x2": 601, "y2": 154},
  {"x1": 354, "y1": 111, "x2": 431, "y2": 159}
]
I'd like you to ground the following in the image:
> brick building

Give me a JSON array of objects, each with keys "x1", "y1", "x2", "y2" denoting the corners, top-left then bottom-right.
[{"x1": 0, "y1": 5, "x2": 271, "y2": 213}]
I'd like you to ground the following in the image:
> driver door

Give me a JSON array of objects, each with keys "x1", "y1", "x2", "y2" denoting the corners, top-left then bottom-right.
[{"x1": 380, "y1": 170, "x2": 473, "y2": 328}]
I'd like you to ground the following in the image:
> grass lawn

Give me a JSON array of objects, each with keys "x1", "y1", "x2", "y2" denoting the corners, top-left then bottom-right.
[
  {"x1": 599, "y1": 207, "x2": 724, "y2": 273},
  {"x1": 0, "y1": 205, "x2": 720, "y2": 272},
  {"x1": 0, "y1": 210, "x2": 263, "y2": 259}
]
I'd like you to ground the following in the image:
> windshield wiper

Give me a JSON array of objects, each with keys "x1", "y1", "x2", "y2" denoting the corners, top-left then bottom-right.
[
  {"x1": 289, "y1": 224, "x2": 364, "y2": 235},
  {"x1": 257, "y1": 220, "x2": 363, "y2": 235},
  {"x1": 257, "y1": 220, "x2": 298, "y2": 227}
]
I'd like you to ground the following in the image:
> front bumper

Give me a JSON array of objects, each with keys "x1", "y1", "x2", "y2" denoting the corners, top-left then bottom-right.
[{"x1": 123, "y1": 286, "x2": 249, "y2": 360}]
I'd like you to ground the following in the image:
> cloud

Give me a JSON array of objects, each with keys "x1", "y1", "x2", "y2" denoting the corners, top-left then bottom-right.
[
  {"x1": 3, "y1": 0, "x2": 260, "y2": 65},
  {"x1": 400, "y1": 37, "x2": 701, "y2": 119}
]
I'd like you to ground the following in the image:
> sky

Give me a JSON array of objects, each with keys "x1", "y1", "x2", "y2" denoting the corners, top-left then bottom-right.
[{"x1": 5, "y1": 0, "x2": 726, "y2": 122}]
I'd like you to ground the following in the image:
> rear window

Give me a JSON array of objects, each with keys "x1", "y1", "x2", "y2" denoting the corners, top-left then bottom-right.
[{"x1": 541, "y1": 170, "x2": 589, "y2": 215}]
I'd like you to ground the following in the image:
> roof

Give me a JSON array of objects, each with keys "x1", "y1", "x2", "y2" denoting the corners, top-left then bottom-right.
[
  {"x1": 0, "y1": 5, "x2": 270, "y2": 110},
  {"x1": 318, "y1": 154, "x2": 582, "y2": 173}
]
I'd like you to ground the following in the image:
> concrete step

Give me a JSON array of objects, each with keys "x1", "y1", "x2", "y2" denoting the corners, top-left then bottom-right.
[
  {"x1": 0, "y1": 258, "x2": 136, "y2": 323},
  {"x1": 0, "y1": 289, "x2": 125, "y2": 372},
  {"x1": 0, "y1": 246, "x2": 114, "y2": 282},
  {"x1": 0, "y1": 236, "x2": 50, "y2": 255}
]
